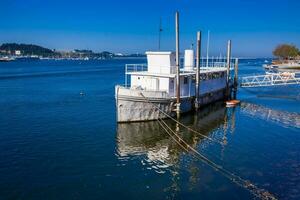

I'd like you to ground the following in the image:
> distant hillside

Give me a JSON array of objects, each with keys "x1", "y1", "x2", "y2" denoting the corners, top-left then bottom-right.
[
  {"x1": 0, "y1": 43, "x2": 55, "y2": 56},
  {"x1": 0, "y1": 43, "x2": 145, "y2": 59}
]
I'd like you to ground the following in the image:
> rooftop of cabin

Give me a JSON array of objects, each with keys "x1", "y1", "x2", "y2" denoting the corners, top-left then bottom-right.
[{"x1": 145, "y1": 51, "x2": 174, "y2": 55}]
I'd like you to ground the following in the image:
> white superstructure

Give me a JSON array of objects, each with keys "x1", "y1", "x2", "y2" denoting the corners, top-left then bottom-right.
[
  {"x1": 115, "y1": 50, "x2": 232, "y2": 122},
  {"x1": 127, "y1": 51, "x2": 198, "y2": 97},
  {"x1": 184, "y1": 49, "x2": 194, "y2": 71}
]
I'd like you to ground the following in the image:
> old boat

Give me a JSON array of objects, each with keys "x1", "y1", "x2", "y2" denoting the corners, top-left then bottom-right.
[
  {"x1": 115, "y1": 12, "x2": 235, "y2": 123},
  {"x1": 115, "y1": 50, "x2": 233, "y2": 122}
]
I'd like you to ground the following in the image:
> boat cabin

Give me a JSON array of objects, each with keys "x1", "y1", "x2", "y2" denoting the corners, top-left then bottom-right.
[
  {"x1": 127, "y1": 51, "x2": 195, "y2": 97},
  {"x1": 126, "y1": 51, "x2": 227, "y2": 97}
]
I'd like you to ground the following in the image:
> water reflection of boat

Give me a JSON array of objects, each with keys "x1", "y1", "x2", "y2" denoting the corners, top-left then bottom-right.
[
  {"x1": 116, "y1": 103, "x2": 228, "y2": 172},
  {"x1": 241, "y1": 102, "x2": 300, "y2": 129}
]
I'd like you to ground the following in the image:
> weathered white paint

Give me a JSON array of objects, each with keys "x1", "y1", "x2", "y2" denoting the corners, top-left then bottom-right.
[
  {"x1": 130, "y1": 71, "x2": 225, "y2": 96},
  {"x1": 115, "y1": 85, "x2": 226, "y2": 122},
  {"x1": 116, "y1": 50, "x2": 230, "y2": 122},
  {"x1": 146, "y1": 51, "x2": 176, "y2": 74},
  {"x1": 131, "y1": 75, "x2": 170, "y2": 92}
]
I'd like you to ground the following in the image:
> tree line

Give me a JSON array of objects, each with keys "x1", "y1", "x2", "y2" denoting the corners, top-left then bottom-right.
[
  {"x1": 0, "y1": 43, "x2": 56, "y2": 57},
  {"x1": 0, "y1": 43, "x2": 144, "y2": 58},
  {"x1": 273, "y1": 44, "x2": 300, "y2": 60}
]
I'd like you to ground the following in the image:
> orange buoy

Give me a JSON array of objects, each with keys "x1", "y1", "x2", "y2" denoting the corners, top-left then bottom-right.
[{"x1": 225, "y1": 100, "x2": 240, "y2": 107}]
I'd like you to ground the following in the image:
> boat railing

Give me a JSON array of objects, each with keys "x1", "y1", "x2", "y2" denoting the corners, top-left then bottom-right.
[
  {"x1": 198, "y1": 57, "x2": 235, "y2": 70},
  {"x1": 116, "y1": 84, "x2": 195, "y2": 99},
  {"x1": 126, "y1": 63, "x2": 177, "y2": 75},
  {"x1": 125, "y1": 57, "x2": 235, "y2": 75},
  {"x1": 116, "y1": 85, "x2": 172, "y2": 99},
  {"x1": 125, "y1": 64, "x2": 148, "y2": 74}
]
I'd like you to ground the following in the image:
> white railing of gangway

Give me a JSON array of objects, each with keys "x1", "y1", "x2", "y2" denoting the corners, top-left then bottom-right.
[{"x1": 241, "y1": 72, "x2": 300, "y2": 88}]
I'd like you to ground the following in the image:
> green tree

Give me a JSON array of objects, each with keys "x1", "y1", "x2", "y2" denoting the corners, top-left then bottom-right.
[{"x1": 273, "y1": 44, "x2": 300, "y2": 59}]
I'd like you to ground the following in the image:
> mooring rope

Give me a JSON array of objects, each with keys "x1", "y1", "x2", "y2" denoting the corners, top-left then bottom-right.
[
  {"x1": 139, "y1": 92, "x2": 277, "y2": 200},
  {"x1": 139, "y1": 93, "x2": 224, "y2": 145}
]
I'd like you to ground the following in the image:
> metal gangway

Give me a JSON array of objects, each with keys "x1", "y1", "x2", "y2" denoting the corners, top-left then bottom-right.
[{"x1": 240, "y1": 72, "x2": 300, "y2": 88}]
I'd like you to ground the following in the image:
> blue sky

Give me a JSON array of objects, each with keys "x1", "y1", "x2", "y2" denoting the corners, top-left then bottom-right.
[{"x1": 0, "y1": 0, "x2": 299, "y2": 57}]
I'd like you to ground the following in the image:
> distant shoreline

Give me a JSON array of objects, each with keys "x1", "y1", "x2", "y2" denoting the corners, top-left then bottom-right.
[{"x1": 0, "y1": 43, "x2": 146, "y2": 60}]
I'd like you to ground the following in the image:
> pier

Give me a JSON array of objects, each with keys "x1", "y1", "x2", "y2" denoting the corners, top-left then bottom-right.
[{"x1": 240, "y1": 72, "x2": 300, "y2": 88}]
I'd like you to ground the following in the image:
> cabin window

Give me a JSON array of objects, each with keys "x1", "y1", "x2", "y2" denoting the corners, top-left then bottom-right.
[{"x1": 184, "y1": 77, "x2": 188, "y2": 84}]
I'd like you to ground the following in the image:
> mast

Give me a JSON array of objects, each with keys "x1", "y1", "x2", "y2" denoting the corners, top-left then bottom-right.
[
  {"x1": 206, "y1": 30, "x2": 210, "y2": 67},
  {"x1": 233, "y1": 58, "x2": 239, "y2": 99},
  {"x1": 175, "y1": 11, "x2": 180, "y2": 119},
  {"x1": 226, "y1": 40, "x2": 232, "y2": 99},
  {"x1": 195, "y1": 31, "x2": 201, "y2": 110},
  {"x1": 158, "y1": 17, "x2": 163, "y2": 50}
]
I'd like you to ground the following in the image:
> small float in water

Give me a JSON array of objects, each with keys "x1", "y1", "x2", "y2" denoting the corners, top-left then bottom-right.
[{"x1": 225, "y1": 100, "x2": 240, "y2": 107}]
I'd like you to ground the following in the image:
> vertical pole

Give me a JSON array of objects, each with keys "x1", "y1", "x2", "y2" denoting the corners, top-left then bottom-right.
[
  {"x1": 125, "y1": 64, "x2": 127, "y2": 86},
  {"x1": 226, "y1": 40, "x2": 231, "y2": 99},
  {"x1": 206, "y1": 30, "x2": 210, "y2": 67},
  {"x1": 158, "y1": 17, "x2": 162, "y2": 50},
  {"x1": 195, "y1": 31, "x2": 201, "y2": 110},
  {"x1": 189, "y1": 78, "x2": 191, "y2": 97},
  {"x1": 233, "y1": 58, "x2": 239, "y2": 99},
  {"x1": 175, "y1": 11, "x2": 180, "y2": 119}
]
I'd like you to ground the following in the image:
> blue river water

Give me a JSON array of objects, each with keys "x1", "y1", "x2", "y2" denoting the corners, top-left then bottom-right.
[{"x1": 0, "y1": 59, "x2": 299, "y2": 199}]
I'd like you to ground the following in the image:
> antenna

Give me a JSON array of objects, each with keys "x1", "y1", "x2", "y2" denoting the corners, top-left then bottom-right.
[
  {"x1": 206, "y1": 30, "x2": 210, "y2": 67},
  {"x1": 158, "y1": 17, "x2": 163, "y2": 50}
]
